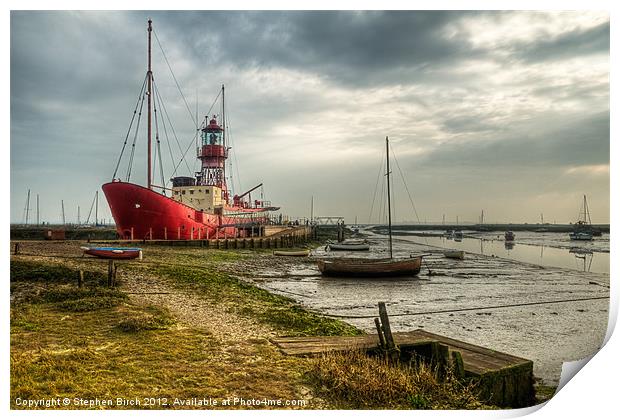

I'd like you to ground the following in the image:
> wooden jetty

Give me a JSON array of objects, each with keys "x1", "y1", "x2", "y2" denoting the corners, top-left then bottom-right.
[
  {"x1": 87, "y1": 226, "x2": 312, "y2": 250},
  {"x1": 272, "y1": 329, "x2": 534, "y2": 408}
]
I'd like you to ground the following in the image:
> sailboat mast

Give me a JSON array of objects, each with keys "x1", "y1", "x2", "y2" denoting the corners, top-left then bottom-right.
[
  {"x1": 386, "y1": 136, "x2": 393, "y2": 259},
  {"x1": 221, "y1": 84, "x2": 226, "y2": 188},
  {"x1": 95, "y1": 190, "x2": 99, "y2": 226},
  {"x1": 25, "y1": 189, "x2": 30, "y2": 225},
  {"x1": 147, "y1": 19, "x2": 153, "y2": 190}
]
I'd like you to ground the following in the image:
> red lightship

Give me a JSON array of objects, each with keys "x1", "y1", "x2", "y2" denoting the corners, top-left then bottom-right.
[{"x1": 103, "y1": 20, "x2": 279, "y2": 240}]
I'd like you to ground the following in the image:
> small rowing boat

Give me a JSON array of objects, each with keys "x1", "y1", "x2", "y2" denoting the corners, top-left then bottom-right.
[
  {"x1": 273, "y1": 249, "x2": 311, "y2": 257},
  {"x1": 326, "y1": 242, "x2": 370, "y2": 251},
  {"x1": 443, "y1": 250, "x2": 465, "y2": 260},
  {"x1": 80, "y1": 246, "x2": 143, "y2": 260},
  {"x1": 318, "y1": 256, "x2": 422, "y2": 277}
]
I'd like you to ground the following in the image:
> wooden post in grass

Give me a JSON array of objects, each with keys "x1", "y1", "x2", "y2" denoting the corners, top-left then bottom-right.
[
  {"x1": 378, "y1": 302, "x2": 399, "y2": 363},
  {"x1": 107, "y1": 260, "x2": 116, "y2": 287},
  {"x1": 451, "y1": 350, "x2": 465, "y2": 380},
  {"x1": 374, "y1": 317, "x2": 386, "y2": 348},
  {"x1": 78, "y1": 270, "x2": 84, "y2": 288},
  {"x1": 13, "y1": 242, "x2": 20, "y2": 255}
]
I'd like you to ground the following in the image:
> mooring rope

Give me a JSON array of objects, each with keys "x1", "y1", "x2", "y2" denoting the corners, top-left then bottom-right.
[{"x1": 325, "y1": 296, "x2": 609, "y2": 319}]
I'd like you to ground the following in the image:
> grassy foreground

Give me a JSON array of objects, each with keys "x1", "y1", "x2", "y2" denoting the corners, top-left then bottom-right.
[{"x1": 10, "y1": 245, "x2": 491, "y2": 410}]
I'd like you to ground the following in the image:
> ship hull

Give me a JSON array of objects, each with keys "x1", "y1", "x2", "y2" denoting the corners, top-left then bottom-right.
[{"x1": 102, "y1": 181, "x2": 267, "y2": 240}]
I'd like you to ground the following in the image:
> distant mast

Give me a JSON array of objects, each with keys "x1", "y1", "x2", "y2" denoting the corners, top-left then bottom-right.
[
  {"x1": 147, "y1": 19, "x2": 153, "y2": 190},
  {"x1": 386, "y1": 136, "x2": 393, "y2": 259}
]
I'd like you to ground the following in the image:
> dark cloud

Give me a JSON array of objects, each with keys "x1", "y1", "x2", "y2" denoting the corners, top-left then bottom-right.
[
  {"x1": 512, "y1": 21, "x2": 609, "y2": 63},
  {"x1": 10, "y1": 11, "x2": 610, "y2": 224}
]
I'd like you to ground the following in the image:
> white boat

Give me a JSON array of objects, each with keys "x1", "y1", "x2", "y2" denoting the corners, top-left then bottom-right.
[
  {"x1": 326, "y1": 242, "x2": 370, "y2": 251},
  {"x1": 569, "y1": 231, "x2": 593, "y2": 241},
  {"x1": 273, "y1": 249, "x2": 311, "y2": 257},
  {"x1": 443, "y1": 250, "x2": 465, "y2": 260}
]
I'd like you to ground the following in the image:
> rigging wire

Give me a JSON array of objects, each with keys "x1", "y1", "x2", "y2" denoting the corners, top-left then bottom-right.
[
  {"x1": 152, "y1": 29, "x2": 198, "y2": 128},
  {"x1": 85, "y1": 191, "x2": 97, "y2": 225},
  {"x1": 391, "y1": 145, "x2": 422, "y2": 224},
  {"x1": 126, "y1": 86, "x2": 147, "y2": 181},
  {"x1": 152, "y1": 85, "x2": 166, "y2": 194},
  {"x1": 368, "y1": 146, "x2": 386, "y2": 224},
  {"x1": 170, "y1": 89, "x2": 223, "y2": 179},
  {"x1": 152, "y1": 81, "x2": 193, "y2": 175},
  {"x1": 112, "y1": 74, "x2": 148, "y2": 180}
]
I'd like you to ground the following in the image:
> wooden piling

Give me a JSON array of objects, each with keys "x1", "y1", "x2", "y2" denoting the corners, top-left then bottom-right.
[
  {"x1": 78, "y1": 270, "x2": 84, "y2": 288},
  {"x1": 13, "y1": 242, "x2": 20, "y2": 255},
  {"x1": 107, "y1": 260, "x2": 117, "y2": 287},
  {"x1": 374, "y1": 317, "x2": 386, "y2": 348}
]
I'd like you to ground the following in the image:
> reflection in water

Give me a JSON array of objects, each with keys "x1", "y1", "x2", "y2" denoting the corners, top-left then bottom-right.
[
  {"x1": 395, "y1": 234, "x2": 609, "y2": 274},
  {"x1": 570, "y1": 248, "x2": 594, "y2": 272}
]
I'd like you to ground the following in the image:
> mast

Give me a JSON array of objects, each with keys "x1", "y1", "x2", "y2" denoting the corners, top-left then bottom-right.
[
  {"x1": 147, "y1": 19, "x2": 153, "y2": 190},
  {"x1": 25, "y1": 189, "x2": 30, "y2": 225},
  {"x1": 221, "y1": 84, "x2": 226, "y2": 189},
  {"x1": 310, "y1": 196, "x2": 314, "y2": 223},
  {"x1": 78, "y1": 205, "x2": 81, "y2": 226},
  {"x1": 386, "y1": 136, "x2": 393, "y2": 259},
  {"x1": 95, "y1": 191, "x2": 99, "y2": 226},
  {"x1": 61, "y1": 200, "x2": 65, "y2": 226},
  {"x1": 36, "y1": 194, "x2": 40, "y2": 225}
]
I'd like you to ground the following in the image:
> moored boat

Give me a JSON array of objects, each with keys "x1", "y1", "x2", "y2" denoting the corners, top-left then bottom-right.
[
  {"x1": 80, "y1": 246, "x2": 143, "y2": 260},
  {"x1": 326, "y1": 243, "x2": 370, "y2": 251},
  {"x1": 569, "y1": 231, "x2": 593, "y2": 241},
  {"x1": 505, "y1": 231, "x2": 515, "y2": 241},
  {"x1": 273, "y1": 249, "x2": 311, "y2": 257},
  {"x1": 318, "y1": 256, "x2": 422, "y2": 277},
  {"x1": 317, "y1": 137, "x2": 424, "y2": 278},
  {"x1": 443, "y1": 250, "x2": 465, "y2": 260}
]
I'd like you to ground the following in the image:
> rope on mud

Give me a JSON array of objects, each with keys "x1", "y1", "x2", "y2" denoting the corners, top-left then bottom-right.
[{"x1": 325, "y1": 296, "x2": 610, "y2": 319}]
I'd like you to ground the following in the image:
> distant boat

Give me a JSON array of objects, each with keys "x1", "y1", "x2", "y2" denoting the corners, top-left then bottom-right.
[
  {"x1": 443, "y1": 250, "x2": 465, "y2": 260},
  {"x1": 444, "y1": 229, "x2": 454, "y2": 237},
  {"x1": 318, "y1": 257, "x2": 421, "y2": 277},
  {"x1": 453, "y1": 230, "x2": 463, "y2": 239},
  {"x1": 505, "y1": 231, "x2": 515, "y2": 241},
  {"x1": 81, "y1": 246, "x2": 142, "y2": 260},
  {"x1": 317, "y1": 137, "x2": 423, "y2": 277},
  {"x1": 569, "y1": 232, "x2": 593, "y2": 241},
  {"x1": 571, "y1": 195, "x2": 601, "y2": 238},
  {"x1": 273, "y1": 249, "x2": 310, "y2": 257},
  {"x1": 326, "y1": 242, "x2": 370, "y2": 251}
]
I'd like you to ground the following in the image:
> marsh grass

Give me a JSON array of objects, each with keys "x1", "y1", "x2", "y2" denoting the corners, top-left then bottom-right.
[
  {"x1": 308, "y1": 350, "x2": 491, "y2": 409},
  {"x1": 151, "y1": 264, "x2": 361, "y2": 336}
]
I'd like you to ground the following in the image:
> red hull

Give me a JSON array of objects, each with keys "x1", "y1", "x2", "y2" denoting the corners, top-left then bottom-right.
[
  {"x1": 82, "y1": 247, "x2": 142, "y2": 260},
  {"x1": 102, "y1": 181, "x2": 267, "y2": 240}
]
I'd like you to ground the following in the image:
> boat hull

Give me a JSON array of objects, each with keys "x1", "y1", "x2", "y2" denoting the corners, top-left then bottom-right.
[
  {"x1": 102, "y1": 181, "x2": 268, "y2": 240},
  {"x1": 326, "y1": 243, "x2": 370, "y2": 251},
  {"x1": 81, "y1": 246, "x2": 142, "y2": 260},
  {"x1": 317, "y1": 257, "x2": 422, "y2": 277},
  {"x1": 273, "y1": 250, "x2": 310, "y2": 257},
  {"x1": 443, "y1": 250, "x2": 465, "y2": 260}
]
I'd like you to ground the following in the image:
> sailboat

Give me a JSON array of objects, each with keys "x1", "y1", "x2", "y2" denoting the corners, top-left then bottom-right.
[
  {"x1": 317, "y1": 137, "x2": 423, "y2": 277},
  {"x1": 569, "y1": 195, "x2": 598, "y2": 241},
  {"x1": 102, "y1": 20, "x2": 279, "y2": 241}
]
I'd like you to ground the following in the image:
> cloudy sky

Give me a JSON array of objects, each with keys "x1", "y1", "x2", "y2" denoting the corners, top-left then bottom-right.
[{"x1": 10, "y1": 10, "x2": 610, "y2": 225}]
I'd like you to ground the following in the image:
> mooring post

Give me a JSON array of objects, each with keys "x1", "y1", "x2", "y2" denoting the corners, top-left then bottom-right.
[
  {"x1": 374, "y1": 317, "x2": 386, "y2": 348},
  {"x1": 13, "y1": 242, "x2": 20, "y2": 255},
  {"x1": 378, "y1": 301, "x2": 399, "y2": 363},
  {"x1": 451, "y1": 350, "x2": 465, "y2": 380},
  {"x1": 107, "y1": 260, "x2": 116, "y2": 287},
  {"x1": 78, "y1": 270, "x2": 84, "y2": 288}
]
